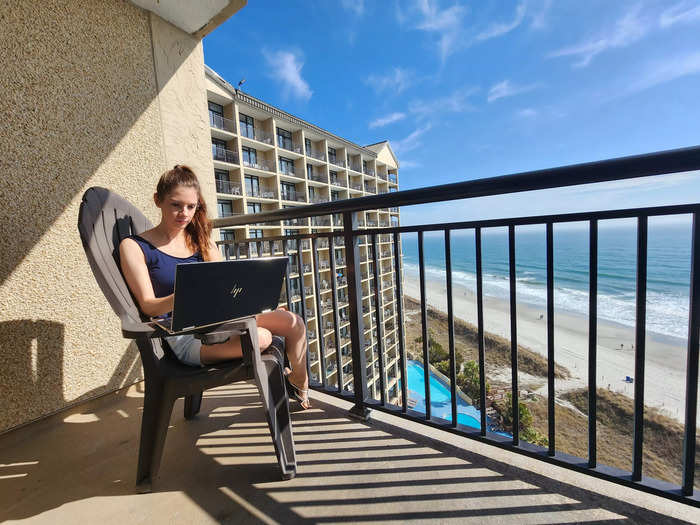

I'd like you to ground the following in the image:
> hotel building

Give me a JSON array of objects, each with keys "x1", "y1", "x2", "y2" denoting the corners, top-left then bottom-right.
[{"x1": 204, "y1": 66, "x2": 402, "y2": 402}]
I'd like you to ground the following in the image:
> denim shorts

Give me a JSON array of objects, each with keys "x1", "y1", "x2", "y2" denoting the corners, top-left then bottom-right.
[{"x1": 165, "y1": 334, "x2": 202, "y2": 367}]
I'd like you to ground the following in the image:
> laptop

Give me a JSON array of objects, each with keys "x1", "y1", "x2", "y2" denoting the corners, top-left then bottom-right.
[{"x1": 151, "y1": 256, "x2": 288, "y2": 334}]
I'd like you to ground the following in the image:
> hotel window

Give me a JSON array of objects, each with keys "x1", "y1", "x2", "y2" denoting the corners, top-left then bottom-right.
[
  {"x1": 284, "y1": 228, "x2": 297, "y2": 251},
  {"x1": 242, "y1": 146, "x2": 257, "y2": 166},
  {"x1": 306, "y1": 163, "x2": 313, "y2": 179},
  {"x1": 308, "y1": 186, "x2": 316, "y2": 201},
  {"x1": 305, "y1": 138, "x2": 312, "y2": 155},
  {"x1": 276, "y1": 127, "x2": 292, "y2": 150},
  {"x1": 239, "y1": 113, "x2": 254, "y2": 139},
  {"x1": 331, "y1": 190, "x2": 340, "y2": 201},
  {"x1": 281, "y1": 182, "x2": 296, "y2": 201},
  {"x1": 212, "y1": 137, "x2": 227, "y2": 158},
  {"x1": 217, "y1": 199, "x2": 233, "y2": 218},
  {"x1": 248, "y1": 229, "x2": 263, "y2": 257},
  {"x1": 330, "y1": 170, "x2": 338, "y2": 184},
  {"x1": 219, "y1": 229, "x2": 235, "y2": 258},
  {"x1": 328, "y1": 147, "x2": 337, "y2": 164},
  {"x1": 245, "y1": 175, "x2": 259, "y2": 197},
  {"x1": 215, "y1": 169, "x2": 229, "y2": 183},
  {"x1": 247, "y1": 202, "x2": 262, "y2": 215},
  {"x1": 215, "y1": 169, "x2": 230, "y2": 193},
  {"x1": 208, "y1": 101, "x2": 224, "y2": 129},
  {"x1": 362, "y1": 160, "x2": 368, "y2": 173},
  {"x1": 208, "y1": 101, "x2": 224, "y2": 116},
  {"x1": 279, "y1": 156, "x2": 294, "y2": 175}
]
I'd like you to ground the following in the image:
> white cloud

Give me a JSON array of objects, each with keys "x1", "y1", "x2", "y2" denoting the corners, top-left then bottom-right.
[
  {"x1": 487, "y1": 80, "x2": 539, "y2": 102},
  {"x1": 660, "y1": 1, "x2": 700, "y2": 28},
  {"x1": 369, "y1": 112, "x2": 407, "y2": 129},
  {"x1": 516, "y1": 108, "x2": 538, "y2": 118},
  {"x1": 476, "y1": 3, "x2": 527, "y2": 41},
  {"x1": 411, "y1": 0, "x2": 469, "y2": 63},
  {"x1": 365, "y1": 68, "x2": 414, "y2": 94},
  {"x1": 341, "y1": 0, "x2": 365, "y2": 16},
  {"x1": 529, "y1": 0, "x2": 552, "y2": 30},
  {"x1": 628, "y1": 51, "x2": 700, "y2": 93},
  {"x1": 399, "y1": 160, "x2": 422, "y2": 169},
  {"x1": 262, "y1": 50, "x2": 312, "y2": 101},
  {"x1": 410, "y1": 87, "x2": 478, "y2": 119},
  {"x1": 548, "y1": 5, "x2": 650, "y2": 67},
  {"x1": 392, "y1": 124, "x2": 432, "y2": 155}
]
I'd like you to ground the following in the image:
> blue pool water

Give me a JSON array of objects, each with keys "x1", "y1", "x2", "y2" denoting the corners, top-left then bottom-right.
[{"x1": 404, "y1": 359, "x2": 487, "y2": 430}]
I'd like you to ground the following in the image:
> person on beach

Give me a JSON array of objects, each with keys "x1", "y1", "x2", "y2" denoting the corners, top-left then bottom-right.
[{"x1": 119, "y1": 165, "x2": 310, "y2": 409}]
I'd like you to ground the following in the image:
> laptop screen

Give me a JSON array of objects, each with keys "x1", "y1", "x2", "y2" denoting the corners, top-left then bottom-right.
[{"x1": 172, "y1": 257, "x2": 288, "y2": 332}]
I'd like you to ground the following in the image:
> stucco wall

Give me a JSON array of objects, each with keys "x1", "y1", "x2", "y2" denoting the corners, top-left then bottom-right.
[{"x1": 0, "y1": 0, "x2": 214, "y2": 432}]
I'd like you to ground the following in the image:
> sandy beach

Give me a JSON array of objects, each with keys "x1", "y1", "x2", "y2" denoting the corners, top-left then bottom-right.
[{"x1": 402, "y1": 271, "x2": 696, "y2": 423}]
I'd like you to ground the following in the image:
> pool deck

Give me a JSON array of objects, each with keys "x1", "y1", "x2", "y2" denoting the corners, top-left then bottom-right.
[{"x1": 1, "y1": 381, "x2": 697, "y2": 524}]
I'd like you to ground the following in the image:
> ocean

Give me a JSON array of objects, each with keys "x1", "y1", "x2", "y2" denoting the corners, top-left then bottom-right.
[{"x1": 400, "y1": 218, "x2": 693, "y2": 341}]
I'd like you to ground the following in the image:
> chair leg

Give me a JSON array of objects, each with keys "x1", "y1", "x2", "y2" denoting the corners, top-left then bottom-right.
[
  {"x1": 262, "y1": 352, "x2": 297, "y2": 480},
  {"x1": 184, "y1": 391, "x2": 203, "y2": 420},
  {"x1": 136, "y1": 383, "x2": 176, "y2": 493}
]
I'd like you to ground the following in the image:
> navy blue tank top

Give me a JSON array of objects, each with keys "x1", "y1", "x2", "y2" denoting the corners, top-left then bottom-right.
[{"x1": 128, "y1": 235, "x2": 202, "y2": 297}]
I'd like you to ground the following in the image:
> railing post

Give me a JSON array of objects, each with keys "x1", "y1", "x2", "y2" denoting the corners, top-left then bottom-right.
[{"x1": 344, "y1": 211, "x2": 369, "y2": 420}]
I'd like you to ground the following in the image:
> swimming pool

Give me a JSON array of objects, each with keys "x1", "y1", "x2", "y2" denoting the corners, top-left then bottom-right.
[{"x1": 404, "y1": 360, "x2": 483, "y2": 430}]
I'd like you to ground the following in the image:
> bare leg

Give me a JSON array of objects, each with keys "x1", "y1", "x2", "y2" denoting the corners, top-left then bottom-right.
[
  {"x1": 256, "y1": 309, "x2": 308, "y2": 393},
  {"x1": 200, "y1": 327, "x2": 272, "y2": 365}
]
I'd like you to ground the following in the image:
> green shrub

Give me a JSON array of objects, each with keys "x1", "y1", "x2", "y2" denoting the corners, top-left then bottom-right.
[{"x1": 455, "y1": 360, "x2": 489, "y2": 406}]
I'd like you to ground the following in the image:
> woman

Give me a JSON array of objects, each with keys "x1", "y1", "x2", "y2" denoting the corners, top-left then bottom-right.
[{"x1": 119, "y1": 165, "x2": 310, "y2": 408}]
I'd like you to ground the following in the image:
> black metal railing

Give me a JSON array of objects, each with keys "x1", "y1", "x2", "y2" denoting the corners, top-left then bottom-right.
[
  {"x1": 213, "y1": 145, "x2": 700, "y2": 507},
  {"x1": 215, "y1": 179, "x2": 242, "y2": 195},
  {"x1": 212, "y1": 145, "x2": 239, "y2": 164}
]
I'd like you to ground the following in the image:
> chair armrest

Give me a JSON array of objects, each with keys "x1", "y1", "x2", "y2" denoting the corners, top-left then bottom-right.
[
  {"x1": 121, "y1": 319, "x2": 160, "y2": 339},
  {"x1": 192, "y1": 318, "x2": 250, "y2": 345}
]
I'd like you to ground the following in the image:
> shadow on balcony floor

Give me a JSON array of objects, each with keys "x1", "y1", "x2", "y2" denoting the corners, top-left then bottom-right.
[{"x1": 0, "y1": 381, "x2": 696, "y2": 524}]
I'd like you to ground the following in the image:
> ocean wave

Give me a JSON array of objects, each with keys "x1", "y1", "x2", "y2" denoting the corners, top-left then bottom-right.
[{"x1": 402, "y1": 262, "x2": 689, "y2": 339}]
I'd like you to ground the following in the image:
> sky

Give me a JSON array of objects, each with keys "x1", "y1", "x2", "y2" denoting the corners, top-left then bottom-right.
[{"x1": 203, "y1": 0, "x2": 700, "y2": 226}]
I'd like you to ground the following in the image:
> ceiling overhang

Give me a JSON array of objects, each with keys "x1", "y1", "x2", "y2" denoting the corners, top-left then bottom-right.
[{"x1": 129, "y1": 0, "x2": 246, "y2": 38}]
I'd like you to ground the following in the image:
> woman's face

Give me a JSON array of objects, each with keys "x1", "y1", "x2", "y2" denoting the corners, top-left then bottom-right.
[{"x1": 157, "y1": 185, "x2": 199, "y2": 230}]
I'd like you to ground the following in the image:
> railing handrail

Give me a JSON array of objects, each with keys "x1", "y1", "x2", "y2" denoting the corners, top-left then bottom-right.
[{"x1": 213, "y1": 145, "x2": 700, "y2": 228}]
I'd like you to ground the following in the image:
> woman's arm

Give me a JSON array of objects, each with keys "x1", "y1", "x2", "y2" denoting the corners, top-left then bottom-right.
[{"x1": 119, "y1": 238, "x2": 174, "y2": 317}]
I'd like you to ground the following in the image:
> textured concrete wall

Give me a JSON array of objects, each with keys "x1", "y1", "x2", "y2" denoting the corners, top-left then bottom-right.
[
  {"x1": 0, "y1": 0, "x2": 213, "y2": 432},
  {"x1": 150, "y1": 13, "x2": 216, "y2": 208}
]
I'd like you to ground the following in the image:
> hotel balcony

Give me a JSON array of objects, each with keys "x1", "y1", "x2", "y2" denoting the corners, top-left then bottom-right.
[
  {"x1": 240, "y1": 127, "x2": 274, "y2": 146},
  {"x1": 242, "y1": 159, "x2": 273, "y2": 173},
  {"x1": 306, "y1": 149, "x2": 326, "y2": 162},
  {"x1": 246, "y1": 188, "x2": 277, "y2": 200},
  {"x1": 17, "y1": 382, "x2": 689, "y2": 523},
  {"x1": 6, "y1": 149, "x2": 697, "y2": 523},
  {"x1": 307, "y1": 172, "x2": 328, "y2": 184},
  {"x1": 278, "y1": 140, "x2": 304, "y2": 156},
  {"x1": 215, "y1": 179, "x2": 242, "y2": 196},
  {"x1": 209, "y1": 110, "x2": 236, "y2": 135},
  {"x1": 212, "y1": 145, "x2": 239, "y2": 165},
  {"x1": 329, "y1": 158, "x2": 346, "y2": 169},
  {"x1": 212, "y1": 145, "x2": 700, "y2": 514}
]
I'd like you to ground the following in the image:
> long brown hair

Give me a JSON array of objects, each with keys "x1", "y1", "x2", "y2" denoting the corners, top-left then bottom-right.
[{"x1": 156, "y1": 165, "x2": 213, "y2": 261}]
